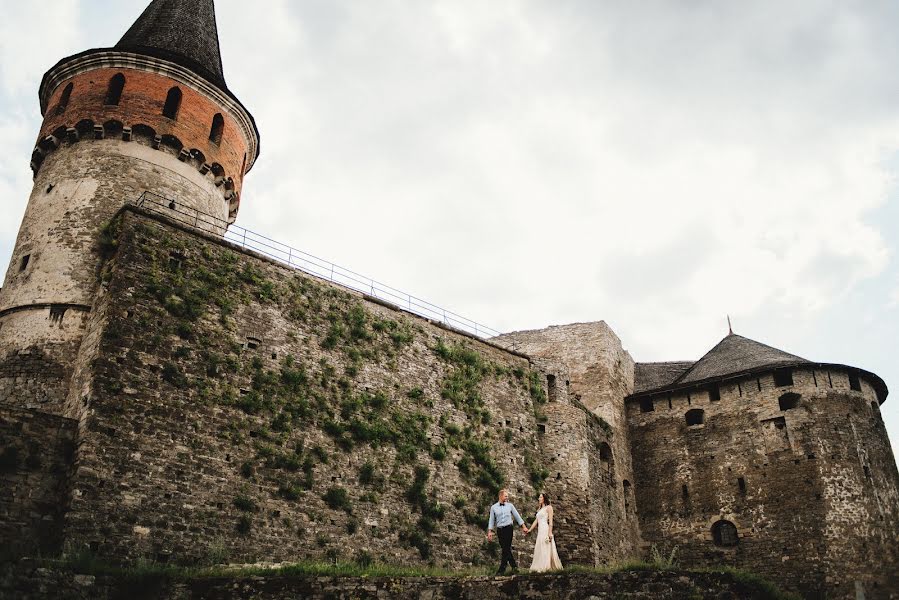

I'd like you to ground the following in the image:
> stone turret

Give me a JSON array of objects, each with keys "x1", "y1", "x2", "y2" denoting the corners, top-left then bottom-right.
[
  {"x1": 0, "y1": 0, "x2": 258, "y2": 417},
  {"x1": 627, "y1": 333, "x2": 899, "y2": 597}
]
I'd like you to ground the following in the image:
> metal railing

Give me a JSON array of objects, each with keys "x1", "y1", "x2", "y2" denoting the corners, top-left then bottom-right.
[{"x1": 131, "y1": 191, "x2": 503, "y2": 339}]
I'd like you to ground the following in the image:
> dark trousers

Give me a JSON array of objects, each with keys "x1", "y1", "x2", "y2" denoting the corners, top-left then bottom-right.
[{"x1": 497, "y1": 525, "x2": 516, "y2": 574}]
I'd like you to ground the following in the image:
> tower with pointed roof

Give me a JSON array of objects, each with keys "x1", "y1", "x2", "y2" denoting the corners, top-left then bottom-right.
[
  {"x1": 626, "y1": 331, "x2": 897, "y2": 597},
  {"x1": 0, "y1": 0, "x2": 258, "y2": 417}
]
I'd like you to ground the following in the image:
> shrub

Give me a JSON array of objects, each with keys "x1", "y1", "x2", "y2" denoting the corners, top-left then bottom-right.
[
  {"x1": 359, "y1": 462, "x2": 376, "y2": 485},
  {"x1": 431, "y1": 445, "x2": 447, "y2": 461},
  {"x1": 233, "y1": 495, "x2": 257, "y2": 512},
  {"x1": 161, "y1": 362, "x2": 188, "y2": 388},
  {"x1": 236, "y1": 515, "x2": 252, "y2": 535},
  {"x1": 346, "y1": 518, "x2": 358, "y2": 534},
  {"x1": 323, "y1": 487, "x2": 352, "y2": 513}
]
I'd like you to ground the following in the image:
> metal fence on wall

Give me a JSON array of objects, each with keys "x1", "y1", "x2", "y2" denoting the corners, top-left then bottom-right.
[{"x1": 132, "y1": 191, "x2": 503, "y2": 339}]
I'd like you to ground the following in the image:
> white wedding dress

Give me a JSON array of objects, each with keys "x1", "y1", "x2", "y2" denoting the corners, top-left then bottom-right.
[{"x1": 529, "y1": 506, "x2": 563, "y2": 572}]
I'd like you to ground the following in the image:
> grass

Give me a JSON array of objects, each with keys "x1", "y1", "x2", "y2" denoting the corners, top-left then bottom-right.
[{"x1": 39, "y1": 554, "x2": 797, "y2": 599}]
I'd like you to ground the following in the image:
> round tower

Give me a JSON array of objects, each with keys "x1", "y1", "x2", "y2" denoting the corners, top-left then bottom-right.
[
  {"x1": 0, "y1": 0, "x2": 259, "y2": 417},
  {"x1": 627, "y1": 334, "x2": 899, "y2": 598}
]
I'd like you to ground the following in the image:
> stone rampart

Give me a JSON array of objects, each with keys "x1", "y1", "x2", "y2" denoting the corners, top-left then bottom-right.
[{"x1": 58, "y1": 208, "x2": 593, "y2": 569}]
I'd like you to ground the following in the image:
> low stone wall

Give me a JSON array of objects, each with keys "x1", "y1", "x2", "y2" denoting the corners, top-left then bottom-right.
[{"x1": 0, "y1": 566, "x2": 793, "y2": 600}]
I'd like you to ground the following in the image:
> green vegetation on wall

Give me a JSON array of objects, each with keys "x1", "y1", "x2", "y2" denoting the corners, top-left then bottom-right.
[{"x1": 93, "y1": 217, "x2": 551, "y2": 567}]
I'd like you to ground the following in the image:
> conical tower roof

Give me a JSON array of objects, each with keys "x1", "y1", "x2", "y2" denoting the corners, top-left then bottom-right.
[
  {"x1": 672, "y1": 334, "x2": 808, "y2": 386},
  {"x1": 630, "y1": 332, "x2": 887, "y2": 402},
  {"x1": 116, "y1": 0, "x2": 227, "y2": 90}
]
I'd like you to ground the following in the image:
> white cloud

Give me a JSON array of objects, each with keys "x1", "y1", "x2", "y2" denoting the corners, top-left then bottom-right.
[
  {"x1": 0, "y1": 1, "x2": 82, "y2": 97},
  {"x1": 2, "y1": 1, "x2": 898, "y2": 366}
]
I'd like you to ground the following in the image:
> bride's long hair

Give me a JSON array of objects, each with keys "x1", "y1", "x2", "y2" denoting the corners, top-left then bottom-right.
[{"x1": 538, "y1": 492, "x2": 551, "y2": 508}]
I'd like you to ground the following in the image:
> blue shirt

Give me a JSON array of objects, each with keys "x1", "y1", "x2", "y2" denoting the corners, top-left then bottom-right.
[{"x1": 488, "y1": 501, "x2": 524, "y2": 530}]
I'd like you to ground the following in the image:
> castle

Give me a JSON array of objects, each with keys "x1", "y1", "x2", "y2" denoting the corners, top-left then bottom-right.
[{"x1": 1, "y1": 1, "x2": 897, "y2": 598}]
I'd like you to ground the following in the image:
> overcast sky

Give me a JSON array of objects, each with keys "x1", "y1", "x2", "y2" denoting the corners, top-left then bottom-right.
[{"x1": 1, "y1": 0, "x2": 897, "y2": 453}]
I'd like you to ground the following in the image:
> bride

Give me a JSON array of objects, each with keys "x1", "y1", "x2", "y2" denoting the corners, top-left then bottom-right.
[{"x1": 526, "y1": 493, "x2": 563, "y2": 572}]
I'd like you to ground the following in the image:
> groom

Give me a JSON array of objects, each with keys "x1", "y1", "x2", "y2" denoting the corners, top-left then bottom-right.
[{"x1": 486, "y1": 488, "x2": 527, "y2": 575}]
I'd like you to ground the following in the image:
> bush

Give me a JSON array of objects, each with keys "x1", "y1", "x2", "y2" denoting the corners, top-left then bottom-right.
[
  {"x1": 233, "y1": 495, "x2": 257, "y2": 512},
  {"x1": 236, "y1": 515, "x2": 252, "y2": 535},
  {"x1": 359, "y1": 462, "x2": 376, "y2": 485},
  {"x1": 161, "y1": 362, "x2": 188, "y2": 388},
  {"x1": 323, "y1": 487, "x2": 353, "y2": 513}
]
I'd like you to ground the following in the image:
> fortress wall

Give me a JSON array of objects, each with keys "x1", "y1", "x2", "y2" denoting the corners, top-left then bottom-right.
[
  {"x1": 627, "y1": 367, "x2": 899, "y2": 598},
  {"x1": 493, "y1": 324, "x2": 642, "y2": 563},
  {"x1": 0, "y1": 406, "x2": 76, "y2": 560},
  {"x1": 61, "y1": 209, "x2": 583, "y2": 567}
]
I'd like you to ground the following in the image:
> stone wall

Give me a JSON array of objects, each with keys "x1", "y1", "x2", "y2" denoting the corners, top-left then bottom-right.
[
  {"x1": 0, "y1": 407, "x2": 76, "y2": 560},
  {"x1": 0, "y1": 565, "x2": 794, "y2": 600},
  {"x1": 627, "y1": 366, "x2": 899, "y2": 599},
  {"x1": 59, "y1": 208, "x2": 584, "y2": 569},
  {"x1": 494, "y1": 323, "x2": 642, "y2": 565}
]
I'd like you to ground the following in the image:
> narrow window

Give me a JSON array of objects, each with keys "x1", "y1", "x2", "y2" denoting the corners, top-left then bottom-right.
[
  {"x1": 738, "y1": 477, "x2": 746, "y2": 494},
  {"x1": 812, "y1": 371, "x2": 818, "y2": 387},
  {"x1": 598, "y1": 443, "x2": 613, "y2": 478},
  {"x1": 163, "y1": 87, "x2": 182, "y2": 120},
  {"x1": 737, "y1": 382, "x2": 743, "y2": 397},
  {"x1": 19, "y1": 254, "x2": 30, "y2": 272},
  {"x1": 209, "y1": 113, "x2": 224, "y2": 144},
  {"x1": 827, "y1": 372, "x2": 833, "y2": 388},
  {"x1": 708, "y1": 384, "x2": 720, "y2": 402},
  {"x1": 871, "y1": 401, "x2": 878, "y2": 413},
  {"x1": 667, "y1": 393, "x2": 672, "y2": 410},
  {"x1": 685, "y1": 408, "x2": 704, "y2": 426},
  {"x1": 547, "y1": 374, "x2": 557, "y2": 403},
  {"x1": 778, "y1": 392, "x2": 800, "y2": 411},
  {"x1": 757, "y1": 378, "x2": 762, "y2": 392},
  {"x1": 106, "y1": 73, "x2": 125, "y2": 105},
  {"x1": 848, "y1": 372, "x2": 861, "y2": 392},
  {"x1": 622, "y1": 480, "x2": 632, "y2": 513},
  {"x1": 55, "y1": 82, "x2": 73, "y2": 114},
  {"x1": 681, "y1": 484, "x2": 689, "y2": 499},
  {"x1": 773, "y1": 368, "x2": 793, "y2": 387},
  {"x1": 712, "y1": 520, "x2": 739, "y2": 546},
  {"x1": 687, "y1": 393, "x2": 692, "y2": 406},
  {"x1": 167, "y1": 251, "x2": 184, "y2": 271},
  {"x1": 864, "y1": 465, "x2": 871, "y2": 478},
  {"x1": 640, "y1": 397, "x2": 654, "y2": 413}
]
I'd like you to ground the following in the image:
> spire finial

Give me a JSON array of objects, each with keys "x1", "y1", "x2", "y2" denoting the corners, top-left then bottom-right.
[{"x1": 727, "y1": 315, "x2": 734, "y2": 335}]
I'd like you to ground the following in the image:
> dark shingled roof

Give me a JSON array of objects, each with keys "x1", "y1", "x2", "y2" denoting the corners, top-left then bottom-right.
[
  {"x1": 628, "y1": 333, "x2": 887, "y2": 402},
  {"x1": 673, "y1": 334, "x2": 808, "y2": 386},
  {"x1": 116, "y1": 0, "x2": 226, "y2": 91},
  {"x1": 634, "y1": 361, "x2": 694, "y2": 394}
]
